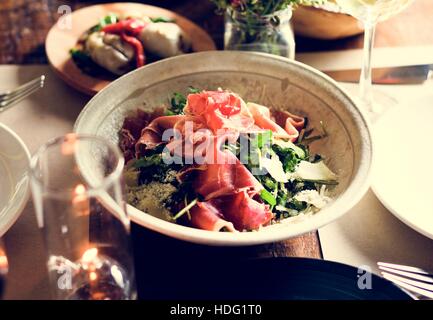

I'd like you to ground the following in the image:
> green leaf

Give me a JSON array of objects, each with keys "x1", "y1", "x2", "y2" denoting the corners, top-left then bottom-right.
[
  {"x1": 260, "y1": 188, "x2": 277, "y2": 206},
  {"x1": 100, "y1": 13, "x2": 118, "y2": 27},
  {"x1": 166, "y1": 92, "x2": 187, "y2": 115},
  {"x1": 133, "y1": 154, "x2": 163, "y2": 169},
  {"x1": 150, "y1": 17, "x2": 175, "y2": 23}
]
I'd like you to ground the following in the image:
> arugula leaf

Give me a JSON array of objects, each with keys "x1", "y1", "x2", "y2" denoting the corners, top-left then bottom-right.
[
  {"x1": 133, "y1": 154, "x2": 163, "y2": 169},
  {"x1": 169, "y1": 92, "x2": 187, "y2": 115},
  {"x1": 272, "y1": 144, "x2": 302, "y2": 173},
  {"x1": 260, "y1": 189, "x2": 277, "y2": 206},
  {"x1": 165, "y1": 87, "x2": 201, "y2": 115}
]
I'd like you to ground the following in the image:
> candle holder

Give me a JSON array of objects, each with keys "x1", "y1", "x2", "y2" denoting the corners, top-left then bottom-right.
[{"x1": 30, "y1": 134, "x2": 136, "y2": 300}]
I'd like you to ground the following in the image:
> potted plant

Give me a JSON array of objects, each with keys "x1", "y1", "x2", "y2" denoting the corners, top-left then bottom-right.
[{"x1": 212, "y1": 0, "x2": 327, "y2": 58}]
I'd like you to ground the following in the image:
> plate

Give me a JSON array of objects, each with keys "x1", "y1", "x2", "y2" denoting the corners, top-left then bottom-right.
[
  {"x1": 74, "y1": 51, "x2": 373, "y2": 246},
  {"x1": 137, "y1": 257, "x2": 411, "y2": 299},
  {"x1": 293, "y1": 5, "x2": 364, "y2": 40},
  {"x1": 46, "y1": 2, "x2": 216, "y2": 95},
  {"x1": 0, "y1": 123, "x2": 31, "y2": 237},
  {"x1": 373, "y1": 95, "x2": 433, "y2": 240}
]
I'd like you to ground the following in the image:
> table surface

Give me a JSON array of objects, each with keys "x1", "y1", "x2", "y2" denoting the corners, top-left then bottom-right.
[{"x1": 0, "y1": 0, "x2": 433, "y2": 299}]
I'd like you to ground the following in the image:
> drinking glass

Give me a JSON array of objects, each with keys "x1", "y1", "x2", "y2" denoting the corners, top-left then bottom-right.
[
  {"x1": 30, "y1": 134, "x2": 136, "y2": 300},
  {"x1": 335, "y1": 0, "x2": 415, "y2": 116}
]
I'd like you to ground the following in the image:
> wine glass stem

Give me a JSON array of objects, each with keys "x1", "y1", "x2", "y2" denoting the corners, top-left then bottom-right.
[{"x1": 360, "y1": 21, "x2": 377, "y2": 112}]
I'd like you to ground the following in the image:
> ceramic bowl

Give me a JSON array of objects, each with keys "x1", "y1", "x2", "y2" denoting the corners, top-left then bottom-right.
[
  {"x1": 74, "y1": 51, "x2": 373, "y2": 246},
  {"x1": 293, "y1": 4, "x2": 364, "y2": 40},
  {"x1": 0, "y1": 123, "x2": 30, "y2": 236}
]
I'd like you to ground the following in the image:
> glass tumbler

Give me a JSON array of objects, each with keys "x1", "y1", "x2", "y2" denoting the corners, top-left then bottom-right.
[{"x1": 30, "y1": 134, "x2": 136, "y2": 300}]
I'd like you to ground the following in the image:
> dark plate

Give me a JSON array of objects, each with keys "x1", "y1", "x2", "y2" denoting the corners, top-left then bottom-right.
[{"x1": 137, "y1": 256, "x2": 412, "y2": 300}]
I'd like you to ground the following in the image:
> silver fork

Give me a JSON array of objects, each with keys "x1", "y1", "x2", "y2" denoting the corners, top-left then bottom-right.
[
  {"x1": 0, "y1": 75, "x2": 45, "y2": 113},
  {"x1": 378, "y1": 262, "x2": 433, "y2": 299}
]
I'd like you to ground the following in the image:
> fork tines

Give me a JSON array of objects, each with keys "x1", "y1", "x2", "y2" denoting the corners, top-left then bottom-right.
[
  {"x1": 0, "y1": 75, "x2": 45, "y2": 111},
  {"x1": 378, "y1": 262, "x2": 433, "y2": 299}
]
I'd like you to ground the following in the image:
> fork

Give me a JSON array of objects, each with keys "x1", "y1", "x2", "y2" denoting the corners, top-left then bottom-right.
[
  {"x1": 378, "y1": 262, "x2": 433, "y2": 299},
  {"x1": 0, "y1": 75, "x2": 45, "y2": 113}
]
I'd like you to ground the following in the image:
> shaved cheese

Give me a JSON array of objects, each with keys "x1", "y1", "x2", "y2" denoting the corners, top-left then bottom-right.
[
  {"x1": 294, "y1": 189, "x2": 331, "y2": 209},
  {"x1": 261, "y1": 153, "x2": 288, "y2": 183},
  {"x1": 292, "y1": 161, "x2": 337, "y2": 182}
]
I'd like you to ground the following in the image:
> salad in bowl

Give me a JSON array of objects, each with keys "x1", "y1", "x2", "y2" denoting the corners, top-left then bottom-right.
[
  {"x1": 74, "y1": 51, "x2": 372, "y2": 245},
  {"x1": 121, "y1": 88, "x2": 338, "y2": 232}
]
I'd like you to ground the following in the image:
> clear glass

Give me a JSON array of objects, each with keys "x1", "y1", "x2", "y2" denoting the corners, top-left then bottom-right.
[
  {"x1": 224, "y1": 8, "x2": 295, "y2": 59},
  {"x1": 335, "y1": 0, "x2": 415, "y2": 117},
  {"x1": 30, "y1": 134, "x2": 136, "y2": 300}
]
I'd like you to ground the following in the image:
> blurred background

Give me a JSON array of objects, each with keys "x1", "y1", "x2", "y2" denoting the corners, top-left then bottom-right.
[{"x1": 0, "y1": 0, "x2": 432, "y2": 64}]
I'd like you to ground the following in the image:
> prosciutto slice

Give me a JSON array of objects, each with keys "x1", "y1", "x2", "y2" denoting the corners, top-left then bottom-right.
[
  {"x1": 185, "y1": 90, "x2": 255, "y2": 133},
  {"x1": 193, "y1": 148, "x2": 262, "y2": 200},
  {"x1": 119, "y1": 108, "x2": 163, "y2": 162},
  {"x1": 183, "y1": 133, "x2": 272, "y2": 231},
  {"x1": 247, "y1": 102, "x2": 304, "y2": 141},
  {"x1": 190, "y1": 201, "x2": 236, "y2": 232},
  {"x1": 271, "y1": 109, "x2": 305, "y2": 135},
  {"x1": 135, "y1": 115, "x2": 185, "y2": 156},
  {"x1": 213, "y1": 191, "x2": 273, "y2": 231}
]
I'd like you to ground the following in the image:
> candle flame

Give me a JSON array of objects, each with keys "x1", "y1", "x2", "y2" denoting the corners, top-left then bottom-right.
[
  {"x1": 89, "y1": 271, "x2": 97, "y2": 282},
  {"x1": 82, "y1": 247, "x2": 98, "y2": 264},
  {"x1": 73, "y1": 184, "x2": 89, "y2": 216},
  {"x1": 74, "y1": 184, "x2": 86, "y2": 195}
]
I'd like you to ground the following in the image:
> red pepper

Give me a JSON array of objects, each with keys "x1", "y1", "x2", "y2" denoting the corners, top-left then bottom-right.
[
  {"x1": 102, "y1": 18, "x2": 147, "y2": 68},
  {"x1": 102, "y1": 18, "x2": 146, "y2": 36},
  {"x1": 121, "y1": 33, "x2": 145, "y2": 67}
]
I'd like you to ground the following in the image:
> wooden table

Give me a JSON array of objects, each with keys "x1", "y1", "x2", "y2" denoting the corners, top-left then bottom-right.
[{"x1": 0, "y1": 0, "x2": 432, "y2": 299}]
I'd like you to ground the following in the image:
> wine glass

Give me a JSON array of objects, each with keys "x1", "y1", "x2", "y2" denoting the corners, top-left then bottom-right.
[
  {"x1": 335, "y1": 0, "x2": 415, "y2": 117},
  {"x1": 30, "y1": 134, "x2": 136, "y2": 300}
]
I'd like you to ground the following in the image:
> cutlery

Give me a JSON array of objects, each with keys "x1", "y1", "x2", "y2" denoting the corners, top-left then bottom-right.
[
  {"x1": 323, "y1": 64, "x2": 433, "y2": 84},
  {"x1": 0, "y1": 75, "x2": 45, "y2": 113},
  {"x1": 378, "y1": 262, "x2": 433, "y2": 299}
]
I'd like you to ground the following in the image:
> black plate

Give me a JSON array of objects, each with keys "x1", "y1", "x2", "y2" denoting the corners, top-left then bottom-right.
[{"x1": 137, "y1": 256, "x2": 411, "y2": 300}]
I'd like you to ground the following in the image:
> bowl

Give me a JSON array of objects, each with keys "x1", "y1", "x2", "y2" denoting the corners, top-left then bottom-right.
[
  {"x1": 292, "y1": 4, "x2": 364, "y2": 40},
  {"x1": 0, "y1": 123, "x2": 31, "y2": 237},
  {"x1": 74, "y1": 51, "x2": 373, "y2": 246}
]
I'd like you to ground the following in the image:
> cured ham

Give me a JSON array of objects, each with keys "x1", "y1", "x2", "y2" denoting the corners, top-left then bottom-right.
[
  {"x1": 212, "y1": 191, "x2": 273, "y2": 231},
  {"x1": 135, "y1": 115, "x2": 185, "y2": 156},
  {"x1": 119, "y1": 108, "x2": 163, "y2": 162},
  {"x1": 193, "y1": 148, "x2": 262, "y2": 200},
  {"x1": 185, "y1": 91, "x2": 255, "y2": 133},
  {"x1": 123, "y1": 89, "x2": 330, "y2": 233},
  {"x1": 190, "y1": 201, "x2": 236, "y2": 232},
  {"x1": 247, "y1": 102, "x2": 304, "y2": 141}
]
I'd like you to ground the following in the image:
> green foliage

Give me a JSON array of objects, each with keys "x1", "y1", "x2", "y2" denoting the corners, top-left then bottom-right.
[{"x1": 165, "y1": 87, "x2": 201, "y2": 115}]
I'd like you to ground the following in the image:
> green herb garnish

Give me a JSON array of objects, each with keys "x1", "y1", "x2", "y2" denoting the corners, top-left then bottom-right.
[{"x1": 260, "y1": 189, "x2": 277, "y2": 206}]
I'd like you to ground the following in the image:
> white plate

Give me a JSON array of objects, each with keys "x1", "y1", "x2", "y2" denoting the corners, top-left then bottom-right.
[
  {"x1": 0, "y1": 123, "x2": 31, "y2": 236},
  {"x1": 372, "y1": 95, "x2": 433, "y2": 240}
]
